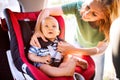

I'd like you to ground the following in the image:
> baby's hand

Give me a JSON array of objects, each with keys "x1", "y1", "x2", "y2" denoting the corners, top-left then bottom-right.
[{"x1": 40, "y1": 55, "x2": 51, "y2": 64}]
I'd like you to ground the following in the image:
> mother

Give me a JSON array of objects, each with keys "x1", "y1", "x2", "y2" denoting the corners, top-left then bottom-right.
[{"x1": 30, "y1": 0, "x2": 111, "y2": 79}]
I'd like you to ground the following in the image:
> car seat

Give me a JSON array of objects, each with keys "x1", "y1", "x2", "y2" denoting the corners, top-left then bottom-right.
[{"x1": 4, "y1": 8, "x2": 95, "y2": 80}]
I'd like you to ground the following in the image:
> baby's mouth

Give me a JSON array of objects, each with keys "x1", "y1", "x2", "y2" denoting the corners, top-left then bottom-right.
[{"x1": 48, "y1": 32, "x2": 53, "y2": 34}]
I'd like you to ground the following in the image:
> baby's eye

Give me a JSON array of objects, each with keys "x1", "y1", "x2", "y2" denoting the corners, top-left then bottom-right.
[
  {"x1": 52, "y1": 25, "x2": 56, "y2": 28},
  {"x1": 45, "y1": 25, "x2": 48, "y2": 27}
]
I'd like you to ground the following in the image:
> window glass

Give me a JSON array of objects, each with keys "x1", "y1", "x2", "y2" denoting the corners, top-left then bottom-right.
[
  {"x1": 47, "y1": 0, "x2": 83, "y2": 7},
  {"x1": 0, "y1": 0, "x2": 20, "y2": 18}
]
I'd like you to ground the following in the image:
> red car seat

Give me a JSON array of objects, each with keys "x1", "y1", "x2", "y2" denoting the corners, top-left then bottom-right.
[{"x1": 4, "y1": 8, "x2": 95, "y2": 80}]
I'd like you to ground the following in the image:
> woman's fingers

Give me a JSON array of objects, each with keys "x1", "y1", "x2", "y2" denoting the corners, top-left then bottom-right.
[
  {"x1": 30, "y1": 34, "x2": 41, "y2": 47},
  {"x1": 30, "y1": 31, "x2": 49, "y2": 47},
  {"x1": 57, "y1": 41, "x2": 75, "y2": 52},
  {"x1": 41, "y1": 35, "x2": 48, "y2": 42}
]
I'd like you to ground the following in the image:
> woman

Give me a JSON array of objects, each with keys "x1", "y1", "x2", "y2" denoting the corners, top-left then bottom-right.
[
  {"x1": 31, "y1": 0, "x2": 110, "y2": 54},
  {"x1": 30, "y1": 0, "x2": 111, "y2": 79}
]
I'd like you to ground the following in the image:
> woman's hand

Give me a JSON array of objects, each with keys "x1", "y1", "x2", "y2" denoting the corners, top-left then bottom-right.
[
  {"x1": 57, "y1": 41, "x2": 86, "y2": 57},
  {"x1": 30, "y1": 9, "x2": 50, "y2": 47},
  {"x1": 57, "y1": 41, "x2": 75, "y2": 55},
  {"x1": 30, "y1": 31, "x2": 47, "y2": 47}
]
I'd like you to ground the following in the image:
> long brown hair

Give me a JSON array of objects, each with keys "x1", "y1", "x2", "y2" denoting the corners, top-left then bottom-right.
[
  {"x1": 110, "y1": 0, "x2": 120, "y2": 22},
  {"x1": 95, "y1": 0, "x2": 111, "y2": 41}
]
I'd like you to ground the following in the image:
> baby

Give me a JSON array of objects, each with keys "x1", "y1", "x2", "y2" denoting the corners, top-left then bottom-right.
[{"x1": 28, "y1": 16, "x2": 88, "y2": 77}]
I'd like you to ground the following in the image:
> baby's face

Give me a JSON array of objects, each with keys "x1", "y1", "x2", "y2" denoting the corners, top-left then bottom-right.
[
  {"x1": 41, "y1": 17, "x2": 60, "y2": 41},
  {"x1": 80, "y1": 0, "x2": 105, "y2": 22}
]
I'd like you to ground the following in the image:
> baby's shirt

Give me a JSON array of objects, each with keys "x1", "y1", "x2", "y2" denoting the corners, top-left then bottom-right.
[{"x1": 28, "y1": 38, "x2": 63, "y2": 67}]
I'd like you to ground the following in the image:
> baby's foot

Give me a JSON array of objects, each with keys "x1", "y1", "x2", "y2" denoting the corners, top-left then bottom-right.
[{"x1": 74, "y1": 56, "x2": 88, "y2": 69}]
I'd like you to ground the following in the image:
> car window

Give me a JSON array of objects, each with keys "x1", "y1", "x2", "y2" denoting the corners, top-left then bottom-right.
[{"x1": 0, "y1": 0, "x2": 20, "y2": 18}]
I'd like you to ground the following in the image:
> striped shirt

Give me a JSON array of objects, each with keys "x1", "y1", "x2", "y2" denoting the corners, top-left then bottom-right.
[{"x1": 28, "y1": 38, "x2": 63, "y2": 67}]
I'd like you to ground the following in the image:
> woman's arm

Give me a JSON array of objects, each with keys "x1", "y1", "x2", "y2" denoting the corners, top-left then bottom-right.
[
  {"x1": 35, "y1": 7, "x2": 63, "y2": 35},
  {"x1": 30, "y1": 7, "x2": 63, "y2": 47},
  {"x1": 57, "y1": 41, "x2": 108, "y2": 56}
]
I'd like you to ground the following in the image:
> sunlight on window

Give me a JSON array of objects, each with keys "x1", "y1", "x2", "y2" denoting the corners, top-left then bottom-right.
[
  {"x1": 47, "y1": 0, "x2": 83, "y2": 7},
  {"x1": 0, "y1": 0, "x2": 20, "y2": 18}
]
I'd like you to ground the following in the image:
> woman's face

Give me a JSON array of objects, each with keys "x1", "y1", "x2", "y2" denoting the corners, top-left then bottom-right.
[{"x1": 80, "y1": 0, "x2": 105, "y2": 22}]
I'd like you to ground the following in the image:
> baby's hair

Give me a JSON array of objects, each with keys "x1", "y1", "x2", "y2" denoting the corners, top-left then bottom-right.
[
  {"x1": 40, "y1": 16, "x2": 59, "y2": 30},
  {"x1": 40, "y1": 16, "x2": 61, "y2": 37}
]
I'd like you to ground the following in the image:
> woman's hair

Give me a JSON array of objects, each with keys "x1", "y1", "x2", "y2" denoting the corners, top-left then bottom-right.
[
  {"x1": 110, "y1": 0, "x2": 120, "y2": 22},
  {"x1": 98, "y1": 0, "x2": 120, "y2": 41},
  {"x1": 94, "y1": 0, "x2": 111, "y2": 41}
]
